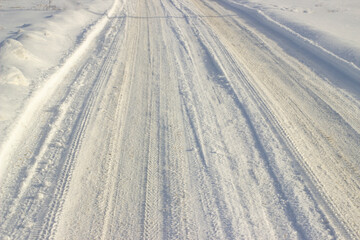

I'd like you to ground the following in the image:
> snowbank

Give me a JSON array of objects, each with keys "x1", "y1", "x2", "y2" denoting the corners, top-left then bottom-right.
[
  {"x1": 0, "y1": 0, "x2": 113, "y2": 144},
  {"x1": 219, "y1": 0, "x2": 360, "y2": 80}
]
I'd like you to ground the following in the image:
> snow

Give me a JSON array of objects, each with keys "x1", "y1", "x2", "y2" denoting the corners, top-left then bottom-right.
[
  {"x1": 1, "y1": 0, "x2": 358, "y2": 149},
  {"x1": 228, "y1": 0, "x2": 360, "y2": 68},
  {"x1": 0, "y1": 0, "x2": 359, "y2": 239},
  {"x1": 0, "y1": 0, "x2": 113, "y2": 146}
]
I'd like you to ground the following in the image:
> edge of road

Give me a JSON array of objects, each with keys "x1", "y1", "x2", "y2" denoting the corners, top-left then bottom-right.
[
  {"x1": 0, "y1": 0, "x2": 120, "y2": 185},
  {"x1": 215, "y1": 0, "x2": 360, "y2": 83}
]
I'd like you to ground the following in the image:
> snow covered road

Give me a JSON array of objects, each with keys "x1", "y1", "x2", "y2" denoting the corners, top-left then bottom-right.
[{"x1": 1, "y1": 0, "x2": 360, "y2": 239}]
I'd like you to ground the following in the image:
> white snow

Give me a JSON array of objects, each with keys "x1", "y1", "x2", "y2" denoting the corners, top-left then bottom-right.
[
  {"x1": 0, "y1": 0, "x2": 359, "y2": 239},
  {"x1": 227, "y1": 0, "x2": 360, "y2": 68},
  {"x1": 0, "y1": 0, "x2": 113, "y2": 147}
]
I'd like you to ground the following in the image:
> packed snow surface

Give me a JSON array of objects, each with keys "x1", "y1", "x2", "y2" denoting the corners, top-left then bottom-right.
[{"x1": 0, "y1": 0, "x2": 359, "y2": 239}]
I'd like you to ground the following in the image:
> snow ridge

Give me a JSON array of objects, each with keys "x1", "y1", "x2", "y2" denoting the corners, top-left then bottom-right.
[
  {"x1": 0, "y1": 0, "x2": 120, "y2": 184},
  {"x1": 217, "y1": 0, "x2": 360, "y2": 83}
]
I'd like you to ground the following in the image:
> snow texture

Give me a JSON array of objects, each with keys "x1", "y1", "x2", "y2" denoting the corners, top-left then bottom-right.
[{"x1": 0, "y1": 0, "x2": 359, "y2": 239}]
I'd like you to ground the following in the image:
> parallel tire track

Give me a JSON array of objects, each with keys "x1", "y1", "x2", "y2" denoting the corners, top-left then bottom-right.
[
  {"x1": 35, "y1": 14, "x2": 127, "y2": 240},
  {"x1": 183, "y1": 1, "x2": 355, "y2": 238}
]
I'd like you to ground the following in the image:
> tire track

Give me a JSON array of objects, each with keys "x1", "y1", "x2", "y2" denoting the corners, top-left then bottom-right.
[
  {"x1": 0, "y1": 1, "x2": 126, "y2": 238},
  {"x1": 161, "y1": 2, "x2": 239, "y2": 238},
  {"x1": 99, "y1": 15, "x2": 138, "y2": 240},
  {"x1": 182, "y1": 0, "x2": 356, "y2": 238},
  {"x1": 189, "y1": 1, "x2": 358, "y2": 238},
  {"x1": 162, "y1": 0, "x2": 344, "y2": 238},
  {"x1": 2, "y1": 0, "x2": 358, "y2": 238},
  {"x1": 37, "y1": 15, "x2": 127, "y2": 240},
  {"x1": 182, "y1": 7, "x2": 325, "y2": 238},
  {"x1": 1, "y1": 12, "x2": 126, "y2": 240},
  {"x1": 155, "y1": 1, "x2": 200, "y2": 238}
]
